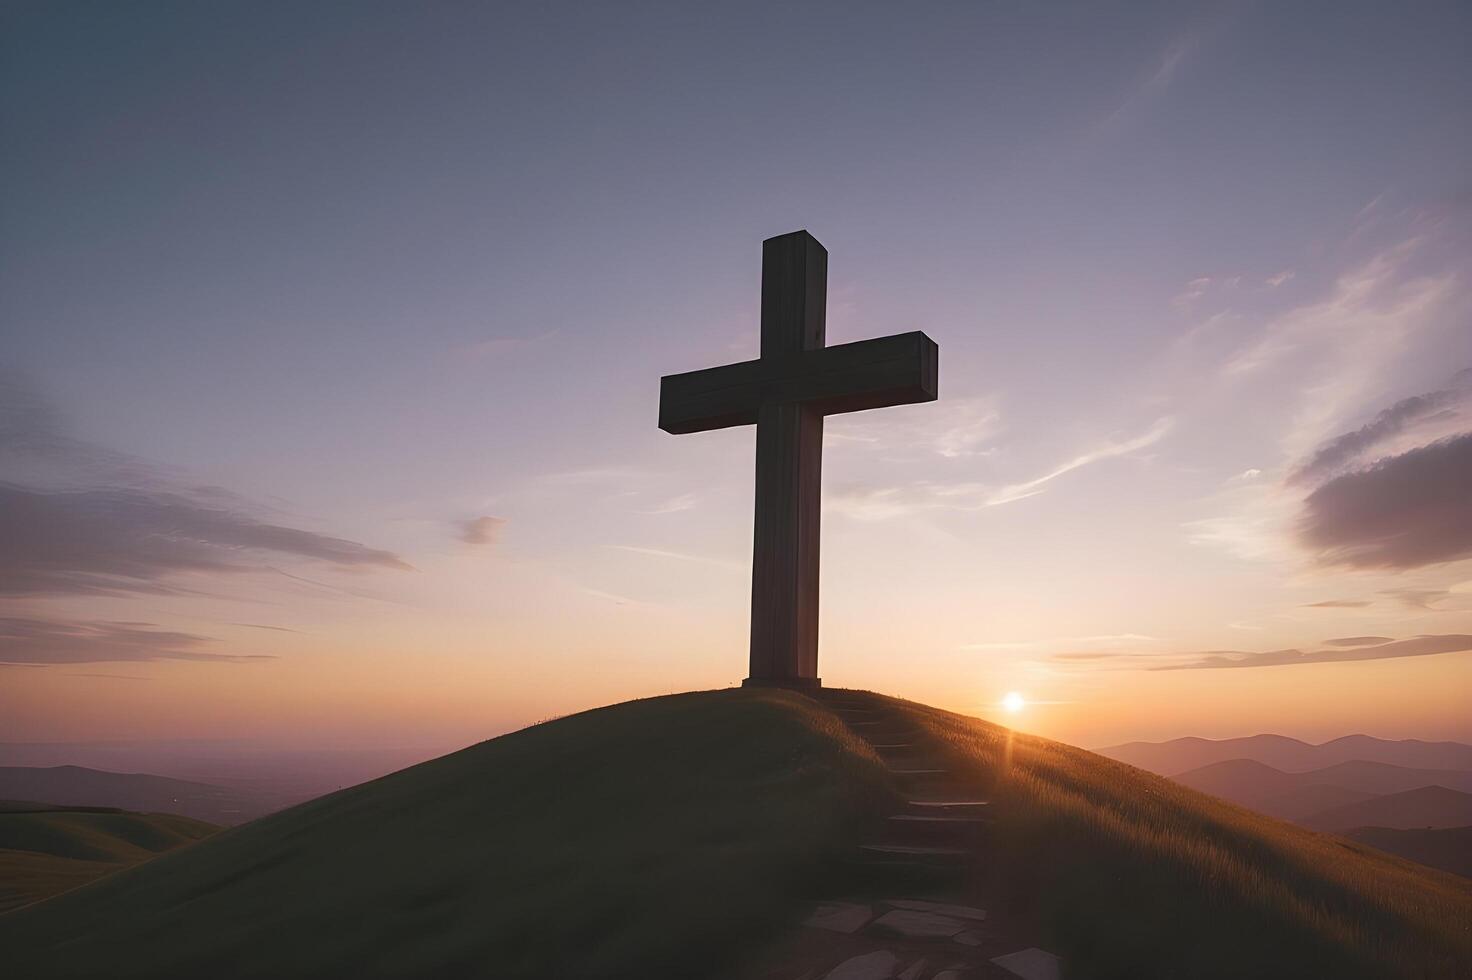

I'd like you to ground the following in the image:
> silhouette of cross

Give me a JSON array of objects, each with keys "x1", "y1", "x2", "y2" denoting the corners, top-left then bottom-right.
[{"x1": 659, "y1": 230, "x2": 939, "y2": 688}]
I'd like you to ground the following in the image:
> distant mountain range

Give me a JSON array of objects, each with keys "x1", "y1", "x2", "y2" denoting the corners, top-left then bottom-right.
[
  {"x1": 1098, "y1": 733, "x2": 1472, "y2": 879},
  {"x1": 1098, "y1": 733, "x2": 1472, "y2": 776},
  {"x1": 0, "y1": 766, "x2": 271, "y2": 825}
]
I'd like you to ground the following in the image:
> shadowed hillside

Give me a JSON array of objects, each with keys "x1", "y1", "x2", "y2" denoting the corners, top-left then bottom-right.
[
  {"x1": 3, "y1": 690, "x2": 1469, "y2": 979},
  {"x1": 0, "y1": 803, "x2": 218, "y2": 912},
  {"x1": 1345, "y1": 826, "x2": 1472, "y2": 879},
  {"x1": 1303, "y1": 786, "x2": 1472, "y2": 831},
  {"x1": 0, "y1": 690, "x2": 890, "y2": 979}
]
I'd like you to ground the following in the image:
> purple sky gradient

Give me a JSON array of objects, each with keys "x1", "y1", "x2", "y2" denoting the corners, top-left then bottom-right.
[{"x1": 2, "y1": 1, "x2": 1470, "y2": 748}]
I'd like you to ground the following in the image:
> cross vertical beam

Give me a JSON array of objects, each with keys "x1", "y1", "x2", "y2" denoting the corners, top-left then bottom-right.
[{"x1": 748, "y1": 232, "x2": 827, "y2": 687}]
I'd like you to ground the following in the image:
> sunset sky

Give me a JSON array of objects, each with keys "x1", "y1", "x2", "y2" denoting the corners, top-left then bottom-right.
[{"x1": 3, "y1": 1, "x2": 1470, "y2": 755}]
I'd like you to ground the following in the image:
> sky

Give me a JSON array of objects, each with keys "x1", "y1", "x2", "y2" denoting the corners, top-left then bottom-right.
[{"x1": 3, "y1": 1, "x2": 1471, "y2": 755}]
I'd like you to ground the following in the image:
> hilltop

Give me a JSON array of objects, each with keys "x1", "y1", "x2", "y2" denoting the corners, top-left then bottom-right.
[
  {"x1": 0, "y1": 802, "x2": 218, "y2": 912},
  {"x1": 2, "y1": 689, "x2": 1469, "y2": 979}
]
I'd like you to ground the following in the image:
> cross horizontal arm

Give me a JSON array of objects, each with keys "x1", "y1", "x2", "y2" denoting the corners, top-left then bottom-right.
[{"x1": 659, "y1": 331, "x2": 938, "y2": 435}]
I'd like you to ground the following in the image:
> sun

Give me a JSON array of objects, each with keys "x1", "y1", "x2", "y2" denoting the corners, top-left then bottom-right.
[{"x1": 1002, "y1": 691, "x2": 1026, "y2": 713}]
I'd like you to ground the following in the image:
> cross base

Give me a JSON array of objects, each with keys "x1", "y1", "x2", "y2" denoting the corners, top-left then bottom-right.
[{"x1": 742, "y1": 676, "x2": 822, "y2": 690}]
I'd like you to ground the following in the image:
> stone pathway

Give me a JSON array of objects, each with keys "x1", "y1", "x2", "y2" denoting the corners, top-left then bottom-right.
[{"x1": 740, "y1": 690, "x2": 1065, "y2": 980}]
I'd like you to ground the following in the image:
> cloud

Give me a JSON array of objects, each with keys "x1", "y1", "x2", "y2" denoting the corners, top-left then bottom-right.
[
  {"x1": 1265, "y1": 270, "x2": 1295, "y2": 288},
  {"x1": 827, "y1": 395, "x2": 1001, "y2": 460},
  {"x1": 0, "y1": 483, "x2": 410, "y2": 597},
  {"x1": 1302, "y1": 599, "x2": 1371, "y2": 608},
  {"x1": 605, "y1": 545, "x2": 742, "y2": 570},
  {"x1": 830, "y1": 418, "x2": 1172, "y2": 520},
  {"x1": 985, "y1": 417, "x2": 1173, "y2": 507},
  {"x1": 0, "y1": 374, "x2": 410, "y2": 599},
  {"x1": 1297, "y1": 433, "x2": 1472, "y2": 570},
  {"x1": 1381, "y1": 588, "x2": 1451, "y2": 611},
  {"x1": 1153, "y1": 634, "x2": 1472, "y2": 671},
  {"x1": 1098, "y1": 31, "x2": 1198, "y2": 132},
  {"x1": 1322, "y1": 636, "x2": 1394, "y2": 647},
  {"x1": 458, "y1": 515, "x2": 506, "y2": 545},
  {"x1": 1287, "y1": 373, "x2": 1470, "y2": 486},
  {"x1": 644, "y1": 493, "x2": 696, "y2": 515},
  {"x1": 0, "y1": 616, "x2": 273, "y2": 665}
]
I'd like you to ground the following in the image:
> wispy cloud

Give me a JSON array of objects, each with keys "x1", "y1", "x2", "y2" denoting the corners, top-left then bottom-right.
[
  {"x1": 0, "y1": 483, "x2": 410, "y2": 597},
  {"x1": 1287, "y1": 370, "x2": 1471, "y2": 486},
  {"x1": 605, "y1": 545, "x2": 742, "y2": 570},
  {"x1": 1153, "y1": 634, "x2": 1472, "y2": 671},
  {"x1": 1098, "y1": 31, "x2": 1198, "y2": 132},
  {"x1": 0, "y1": 616, "x2": 273, "y2": 665},
  {"x1": 963, "y1": 633, "x2": 1157, "y2": 652},
  {"x1": 828, "y1": 418, "x2": 1171, "y2": 520},
  {"x1": 986, "y1": 417, "x2": 1173, "y2": 507},
  {"x1": 643, "y1": 493, "x2": 696, "y2": 515},
  {"x1": 1381, "y1": 588, "x2": 1452, "y2": 611},
  {"x1": 1302, "y1": 599, "x2": 1372, "y2": 609}
]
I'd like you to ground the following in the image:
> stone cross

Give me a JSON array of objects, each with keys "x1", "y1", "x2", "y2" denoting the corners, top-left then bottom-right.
[{"x1": 659, "y1": 230, "x2": 939, "y2": 688}]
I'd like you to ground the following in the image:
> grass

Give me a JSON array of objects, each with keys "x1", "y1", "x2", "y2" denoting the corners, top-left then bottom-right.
[
  {"x1": 0, "y1": 806, "x2": 218, "y2": 913},
  {"x1": 0, "y1": 689, "x2": 892, "y2": 979},
  {"x1": 5, "y1": 688, "x2": 1469, "y2": 978},
  {"x1": 875, "y1": 692, "x2": 1472, "y2": 979}
]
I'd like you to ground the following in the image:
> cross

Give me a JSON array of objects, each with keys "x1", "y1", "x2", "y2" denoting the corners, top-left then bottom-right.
[{"x1": 659, "y1": 230, "x2": 939, "y2": 689}]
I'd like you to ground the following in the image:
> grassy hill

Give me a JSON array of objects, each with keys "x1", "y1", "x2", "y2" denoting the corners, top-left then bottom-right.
[
  {"x1": 0, "y1": 803, "x2": 219, "y2": 912},
  {"x1": 1345, "y1": 826, "x2": 1472, "y2": 879},
  {"x1": 0, "y1": 690, "x2": 890, "y2": 979},
  {"x1": 2, "y1": 689, "x2": 1470, "y2": 978},
  {"x1": 1304, "y1": 785, "x2": 1472, "y2": 831}
]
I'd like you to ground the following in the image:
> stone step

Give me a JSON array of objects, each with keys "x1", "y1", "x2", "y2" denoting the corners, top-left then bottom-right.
[
  {"x1": 904, "y1": 800, "x2": 992, "y2": 814},
  {"x1": 859, "y1": 842, "x2": 969, "y2": 860},
  {"x1": 885, "y1": 813, "x2": 990, "y2": 845}
]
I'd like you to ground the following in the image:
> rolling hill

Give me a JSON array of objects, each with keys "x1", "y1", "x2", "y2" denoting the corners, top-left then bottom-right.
[
  {"x1": 1170, "y1": 759, "x2": 1376, "y2": 820},
  {"x1": 0, "y1": 803, "x2": 219, "y2": 912},
  {"x1": 1303, "y1": 786, "x2": 1472, "y2": 832},
  {"x1": 0, "y1": 766, "x2": 268, "y2": 825},
  {"x1": 1, "y1": 689, "x2": 1469, "y2": 978},
  {"x1": 1172, "y1": 758, "x2": 1472, "y2": 820},
  {"x1": 1099, "y1": 733, "x2": 1472, "y2": 776},
  {"x1": 1344, "y1": 826, "x2": 1472, "y2": 879}
]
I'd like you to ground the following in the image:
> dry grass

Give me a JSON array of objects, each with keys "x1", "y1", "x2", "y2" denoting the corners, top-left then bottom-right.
[{"x1": 876, "y1": 693, "x2": 1472, "y2": 979}]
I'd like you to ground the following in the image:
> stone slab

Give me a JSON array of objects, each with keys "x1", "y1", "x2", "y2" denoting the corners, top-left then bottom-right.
[
  {"x1": 884, "y1": 898, "x2": 988, "y2": 921},
  {"x1": 805, "y1": 901, "x2": 874, "y2": 934},
  {"x1": 823, "y1": 950, "x2": 901, "y2": 980},
  {"x1": 869, "y1": 908, "x2": 969, "y2": 939},
  {"x1": 991, "y1": 947, "x2": 1063, "y2": 980}
]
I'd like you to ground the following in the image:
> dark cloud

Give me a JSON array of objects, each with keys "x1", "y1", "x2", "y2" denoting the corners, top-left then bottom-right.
[
  {"x1": 1153, "y1": 634, "x2": 1472, "y2": 671},
  {"x1": 0, "y1": 616, "x2": 273, "y2": 665},
  {"x1": 1322, "y1": 636, "x2": 1394, "y2": 647},
  {"x1": 1297, "y1": 433, "x2": 1472, "y2": 570},
  {"x1": 1288, "y1": 373, "x2": 1470, "y2": 486},
  {"x1": 0, "y1": 483, "x2": 411, "y2": 597},
  {"x1": 458, "y1": 515, "x2": 507, "y2": 546},
  {"x1": 1301, "y1": 598, "x2": 1371, "y2": 608}
]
